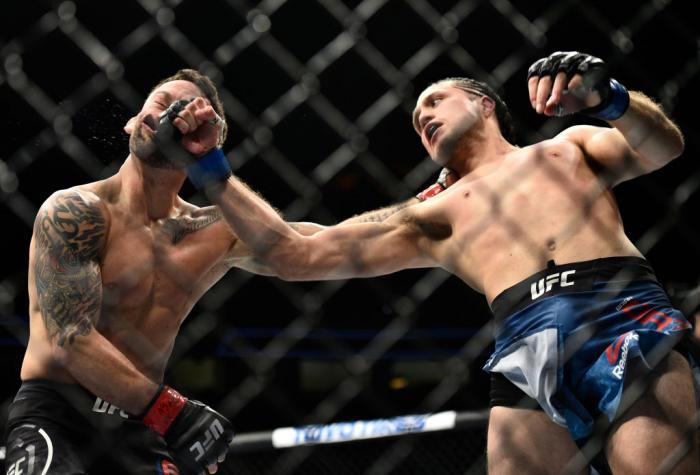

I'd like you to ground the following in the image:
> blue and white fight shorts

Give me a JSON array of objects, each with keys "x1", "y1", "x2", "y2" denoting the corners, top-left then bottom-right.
[{"x1": 483, "y1": 256, "x2": 692, "y2": 440}]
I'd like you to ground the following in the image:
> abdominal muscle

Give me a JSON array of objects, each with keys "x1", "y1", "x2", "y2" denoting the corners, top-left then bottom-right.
[
  {"x1": 21, "y1": 272, "x2": 194, "y2": 385},
  {"x1": 441, "y1": 146, "x2": 643, "y2": 304}
]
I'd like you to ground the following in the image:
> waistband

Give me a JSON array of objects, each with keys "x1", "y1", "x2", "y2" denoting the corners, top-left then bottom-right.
[
  {"x1": 11, "y1": 379, "x2": 133, "y2": 422},
  {"x1": 14, "y1": 378, "x2": 93, "y2": 402},
  {"x1": 490, "y1": 256, "x2": 658, "y2": 321}
]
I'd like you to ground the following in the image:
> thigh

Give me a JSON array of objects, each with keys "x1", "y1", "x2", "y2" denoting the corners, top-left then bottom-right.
[
  {"x1": 606, "y1": 350, "x2": 699, "y2": 474},
  {"x1": 488, "y1": 406, "x2": 587, "y2": 475},
  {"x1": 5, "y1": 422, "x2": 86, "y2": 475}
]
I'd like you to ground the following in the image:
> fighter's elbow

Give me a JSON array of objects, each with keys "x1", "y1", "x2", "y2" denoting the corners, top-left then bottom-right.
[
  {"x1": 667, "y1": 129, "x2": 685, "y2": 160},
  {"x1": 656, "y1": 119, "x2": 685, "y2": 163},
  {"x1": 48, "y1": 324, "x2": 94, "y2": 368},
  {"x1": 636, "y1": 127, "x2": 685, "y2": 173},
  {"x1": 266, "y1": 242, "x2": 315, "y2": 281},
  {"x1": 272, "y1": 262, "x2": 303, "y2": 281},
  {"x1": 50, "y1": 338, "x2": 77, "y2": 369}
]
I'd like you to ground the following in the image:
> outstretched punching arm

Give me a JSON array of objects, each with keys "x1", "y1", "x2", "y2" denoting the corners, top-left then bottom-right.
[
  {"x1": 203, "y1": 175, "x2": 436, "y2": 281},
  {"x1": 154, "y1": 91, "x2": 440, "y2": 281}
]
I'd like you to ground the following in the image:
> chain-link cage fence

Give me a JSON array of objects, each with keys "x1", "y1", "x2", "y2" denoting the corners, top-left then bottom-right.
[{"x1": 1, "y1": 0, "x2": 699, "y2": 474}]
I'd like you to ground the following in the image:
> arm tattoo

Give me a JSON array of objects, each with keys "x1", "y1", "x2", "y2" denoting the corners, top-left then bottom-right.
[
  {"x1": 162, "y1": 208, "x2": 222, "y2": 244},
  {"x1": 33, "y1": 192, "x2": 106, "y2": 347},
  {"x1": 347, "y1": 202, "x2": 413, "y2": 224}
]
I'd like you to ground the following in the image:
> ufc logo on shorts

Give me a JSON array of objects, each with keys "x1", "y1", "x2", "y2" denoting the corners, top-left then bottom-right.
[
  {"x1": 530, "y1": 270, "x2": 576, "y2": 300},
  {"x1": 189, "y1": 419, "x2": 225, "y2": 461},
  {"x1": 92, "y1": 397, "x2": 129, "y2": 419},
  {"x1": 6, "y1": 454, "x2": 33, "y2": 475}
]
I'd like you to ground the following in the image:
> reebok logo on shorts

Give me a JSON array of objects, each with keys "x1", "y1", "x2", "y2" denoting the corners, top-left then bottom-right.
[{"x1": 608, "y1": 332, "x2": 640, "y2": 379}]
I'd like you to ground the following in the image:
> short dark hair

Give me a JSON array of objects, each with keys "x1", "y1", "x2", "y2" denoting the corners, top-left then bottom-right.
[
  {"x1": 153, "y1": 69, "x2": 228, "y2": 146},
  {"x1": 439, "y1": 77, "x2": 515, "y2": 143}
]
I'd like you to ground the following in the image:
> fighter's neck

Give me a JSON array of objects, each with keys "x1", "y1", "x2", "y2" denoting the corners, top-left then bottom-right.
[
  {"x1": 451, "y1": 135, "x2": 518, "y2": 178},
  {"x1": 119, "y1": 155, "x2": 188, "y2": 220}
]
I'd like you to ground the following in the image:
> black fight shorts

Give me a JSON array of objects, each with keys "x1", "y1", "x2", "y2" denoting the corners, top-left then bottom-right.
[{"x1": 4, "y1": 379, "x2": 179, "y2": 475}]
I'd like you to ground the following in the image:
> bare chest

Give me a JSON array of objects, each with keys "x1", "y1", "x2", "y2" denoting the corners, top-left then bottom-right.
[
  {"x1": 451, "y1": 146, "x2": 587, "y2": 227},
  {"x1": 100, "y1": 214, "x2": 229, "y2": 318},
  {"x1": 430, "y1": 142, "x2": 613, "y2": 284}
]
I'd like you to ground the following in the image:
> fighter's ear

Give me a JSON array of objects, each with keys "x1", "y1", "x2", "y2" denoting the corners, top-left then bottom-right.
[
  {"x1": 124, "y1": 116, "x2": 136, "y2": 135},
  {"x1": 480, "y1": 96, "x2": 496, "y2": 117}
]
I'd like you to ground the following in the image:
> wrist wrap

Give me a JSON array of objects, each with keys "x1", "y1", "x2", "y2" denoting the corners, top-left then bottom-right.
[
  {"x1": 416, "y1": 183, "x2": 445, "y2": 202},
  {"x1": 187, "y1": 148, "x2": 232, "y2": 189},
  {"x1": 142, "y1": 385, "x2": 187, "y2": 436},
  {"x1": 582, "y1": 78, "x2": 630, "y2": 121}
]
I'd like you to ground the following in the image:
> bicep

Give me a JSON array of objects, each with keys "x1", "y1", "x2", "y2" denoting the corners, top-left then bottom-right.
[
  {"x1": 564, "y1": 125, "x2": 644, "y2": 185},
  {"x1": 33, "y1": 191, "x2": 107, "y2": 347}
]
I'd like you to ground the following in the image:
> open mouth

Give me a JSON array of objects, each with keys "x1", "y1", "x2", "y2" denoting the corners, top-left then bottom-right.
[
  {"x1": 426, "y1": 123, "x2": 441, "y2": 143},
  {"x1": 142, "y1": 114, "x2": 157, "y2": 133}
]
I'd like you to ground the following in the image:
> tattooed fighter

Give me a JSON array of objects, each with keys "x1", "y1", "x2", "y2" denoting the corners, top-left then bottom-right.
[
  {"x1": 5, "y1": 70, "x2": 262, "y2": 475},
  {"x1": 4, "y1": 64, "x2": 452, "y2": 474}
]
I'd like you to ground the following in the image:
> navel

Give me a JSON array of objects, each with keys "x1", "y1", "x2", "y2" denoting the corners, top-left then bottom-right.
[{"x1": 546, "y1": 238, "x2": 556, "y2": 251}]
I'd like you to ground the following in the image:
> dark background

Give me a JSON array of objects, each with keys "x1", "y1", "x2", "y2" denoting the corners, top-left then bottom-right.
[{"x1": 1, "y1": 0, "x2": 699, "y2": 473}]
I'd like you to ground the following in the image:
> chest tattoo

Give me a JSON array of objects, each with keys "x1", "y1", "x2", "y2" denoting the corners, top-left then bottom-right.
[{"x1": 162, "y1": 209, "x2": 222, "y2": 244}]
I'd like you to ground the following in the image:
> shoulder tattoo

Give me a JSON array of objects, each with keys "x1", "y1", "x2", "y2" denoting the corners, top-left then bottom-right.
[{"x1": 33, "y1": 192, "x2": 107, "y2": 346}]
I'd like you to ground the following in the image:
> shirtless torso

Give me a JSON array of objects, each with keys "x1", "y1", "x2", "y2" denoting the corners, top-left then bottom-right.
[
  {"x1": 23, "y1": 161, "x2": 242, "y2": 401},
  {"x1": 410, "y1": 132, "x2": 640, "y2": 303},
  {"x1": 206, "y1": 59, "x2": 696, "y2": 473}
]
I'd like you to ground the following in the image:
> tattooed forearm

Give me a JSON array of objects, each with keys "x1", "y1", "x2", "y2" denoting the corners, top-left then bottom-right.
[
  {"x1": 341, "y1": 200, "x2": 415, "y2": 224},
  {"x1": 163, "y1": 207, "x2": 222, "y2": 244},
  {"x1": 33, "y1": 191, "x2": 106, "y2": 347}
]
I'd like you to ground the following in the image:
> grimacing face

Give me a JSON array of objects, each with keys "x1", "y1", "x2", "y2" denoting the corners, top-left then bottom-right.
[
  {"x1": 125, "y1": 80, "x2": 208, "y2": 169},
  {"x1": 413, "y1": 82, "x2": 485, "y2": 166}
]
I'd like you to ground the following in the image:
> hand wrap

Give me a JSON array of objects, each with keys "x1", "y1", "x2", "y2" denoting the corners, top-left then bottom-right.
[
  {"x1": 416, "y1": 168, "x2": 455, "y2": 202},
  {"x1": 142, "y1": 385, "x2": 235, "y2": 474},
  {"x1": 187, "y1": 148, "x2": 233, "y2": 189},
  {"x1": 527, "y1": 51, "x2": 629, "y2": 120}
]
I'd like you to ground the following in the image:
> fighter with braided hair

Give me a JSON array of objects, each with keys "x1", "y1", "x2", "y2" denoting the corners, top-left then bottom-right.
[{"x1": 197, "y1": 51, "x2": 698, "y2": 474}]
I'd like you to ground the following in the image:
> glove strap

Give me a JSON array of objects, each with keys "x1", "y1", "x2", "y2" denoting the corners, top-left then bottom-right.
[
  {"x1": 187, "y1": 148, "x2": 232, "y2": 189},
  {"x1": 583, "y1": 79, "x2": 630, "y2": 121},
  {"x1": 142, "y1": 385, "x2": 187, "y2": 436},
  {"x1": 416, "y1": 182, "x2": 445, "y2": 202}
]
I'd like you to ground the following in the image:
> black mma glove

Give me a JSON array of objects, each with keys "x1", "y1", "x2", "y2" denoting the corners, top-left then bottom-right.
[
  {"x1": 155, "y1": 99, "x2": 232, "y2": 189},
  {"x1": 153, "y1": 98, "x2": 193, "y2": 167},
  {"x1": 416, "y1": 167, "x2": 457, "y2": 201},
  {"x1": 141, "y1": 385, "x2": 235, "y2": 474},
  {"x1": 527, "y1": 51, "x2": 630, "y2": 120}
]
